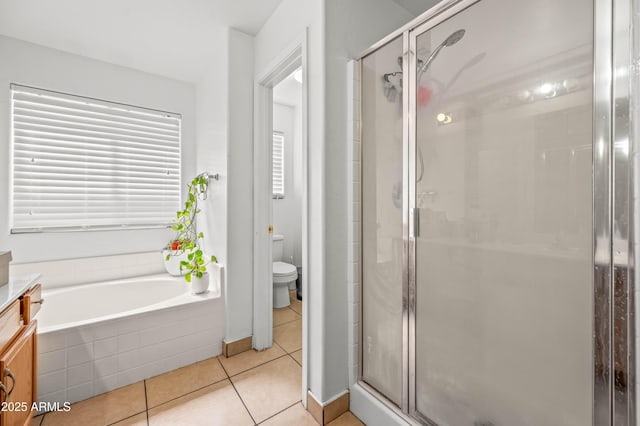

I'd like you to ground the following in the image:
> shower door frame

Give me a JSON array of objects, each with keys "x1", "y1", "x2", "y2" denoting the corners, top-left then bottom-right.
[{"x1": 355, "y1": 0, "x2": 635, "y2": 424}]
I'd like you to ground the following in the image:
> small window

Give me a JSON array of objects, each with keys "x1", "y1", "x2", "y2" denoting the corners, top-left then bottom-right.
[
  {"x1": 272, "y1": 132, "x2": 285, "y2": 198},
  {"x1": 10, "y1": 84, "x2": 181, "y2": 233}
]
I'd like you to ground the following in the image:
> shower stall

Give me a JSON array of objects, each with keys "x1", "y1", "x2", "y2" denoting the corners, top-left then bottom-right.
[{"x1": 356, "y1": 0, "x2": 636, "y2": 424}]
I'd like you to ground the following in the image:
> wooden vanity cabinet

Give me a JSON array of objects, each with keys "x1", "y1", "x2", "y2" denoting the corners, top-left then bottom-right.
[
  {"x1": 0, "y1": 322, "x2": 36, "y2": 426},
  {"x1": 0, "y1": 285, "x2": 40, "y2": 426}
]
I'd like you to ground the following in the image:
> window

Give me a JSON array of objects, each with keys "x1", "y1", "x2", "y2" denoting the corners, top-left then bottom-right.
[
  {"x1": 272, "y1": 132, "x2": 285, "y2": 198},
  {"x1": 10, "y1": 84, "x2": 181, "y2": 233}
]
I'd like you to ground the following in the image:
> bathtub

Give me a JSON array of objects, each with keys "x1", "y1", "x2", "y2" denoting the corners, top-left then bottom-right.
[{"x1": 36, "y1": 270, "x2": 225, "y2": 407}]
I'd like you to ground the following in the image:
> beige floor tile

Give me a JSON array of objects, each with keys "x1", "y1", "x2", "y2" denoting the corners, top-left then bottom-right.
[
  {"x1": 290, "y1": 349, "x2": 302, "y2": 366},
  {"x1": 220, "y1": 344, "x2": 286, "y2": 376},
  {"x1": 290, "y1": 297, "x2": 302, "y2": 315},
  {"x1": 273, "y1": 307, "x2": 300, "y2": 326},
  {"x1": 146, "y1": 357, "x2": 227, "y2": 408},
  {"x1": 327, "y1": 412, "x2": 365, "y2": 426},
  {"x1": 231, "y1": 356, "x2": 302, "y2": 423},
  {"x1": 261, "y1": 402, "x2": 318, "y2": 425},
  {"x1": 112, "y1": 412, "x2": 148, "y2": 426},
  {"x1": 42, "y1": 382, "x2": 146, "y2": 426},
  {"x1": 29, "y1": 415, "x2": 43, "y2": 426},
  {"x1": 273, "y1": 319, "x2": 302, "y2": 353},
  {"x1": 148, "y1": 379, "x2": 253, "y2": 426}
]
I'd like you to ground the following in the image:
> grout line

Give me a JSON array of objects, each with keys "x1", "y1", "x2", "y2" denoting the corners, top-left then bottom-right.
[
  {"x1": 145, "y1": 375, "x2": 230, "y2": 410},
  {"x1": 272, "y1": 340, "x2": 286, "y2": 353},
  {"x1": 227, "y1": 353, "x2": 291, "y2": 378},
  {"x1": 143, "y1": 358, "x2": 230, "y2": 410},
  {"x1": 106, "y1": 410, "x2": 148, "y2": 426},
  {"x1": 273, "y1": 314, "x2": 302, "y2": 328},
  {"x1": 215, "y1": 355, "x2": 258, "y2": 423},
  {"x1": 217, "y1": 355, "x2": 231, "y2": 378},
  {"x1": 230, "y1": 381, "x2": 257, "y2": 425},
  {"x1": 256, "y1": 400, "x2": 302, "y2": 424},
  {"x1": 289, "y1": 352, "x2": 302, "y2": 367},
  {"x1": 144, "y1": 380, "x2": 150, "y2": 426}
]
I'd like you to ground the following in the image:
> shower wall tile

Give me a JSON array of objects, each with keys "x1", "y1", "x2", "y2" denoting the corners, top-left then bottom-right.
[
  {"x1": 353, "y1": 162, "x2": 361, "y2": 181},
  {"x1": 353, "y1": 141, "x2": 361, "y2": 161},
  {"x1": 347, "y1": 59, "x2": 362, "y2": 388},
  {"x1": 353, "y1": 202, "x2": 361, "y2": 223}
]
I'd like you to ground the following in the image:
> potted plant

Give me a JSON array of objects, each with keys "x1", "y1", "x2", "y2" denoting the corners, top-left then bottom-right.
[
  {"x1": 179, "y1": 245, "x2": 217, "y2": 294},
  {"x1": 163, "y1": 173, "x2": 217, "y2": 293}
]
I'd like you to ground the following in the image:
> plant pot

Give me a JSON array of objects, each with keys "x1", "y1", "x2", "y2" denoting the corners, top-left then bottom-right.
[
  {"x1": 162, "y1": 250, "x2": 189, "y2": 276},
  {"x1": 191, "y1": 272, "x2": 209, "y2": 294}
]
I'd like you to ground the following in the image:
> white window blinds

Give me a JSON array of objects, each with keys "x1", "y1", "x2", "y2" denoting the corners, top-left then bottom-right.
[
  {"x1": 272, "y1": 132, "x2": 285, "y2": 198},
  {"x1": 10, "y1": 84, "x2": 181, "y2": 233}
]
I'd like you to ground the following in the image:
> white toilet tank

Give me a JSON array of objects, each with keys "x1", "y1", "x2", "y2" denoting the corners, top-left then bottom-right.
[{"x1": 272, "y1": 234, "x2": 284, "y2": 261}]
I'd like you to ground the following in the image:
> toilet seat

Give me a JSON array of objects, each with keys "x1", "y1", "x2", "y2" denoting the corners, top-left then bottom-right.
[
  {"x1": 273, "y1": 261, "x2": 297, "y2": 276},
  {"x1": 273, "y1": 261, "x2": 298, "y2": 284}
]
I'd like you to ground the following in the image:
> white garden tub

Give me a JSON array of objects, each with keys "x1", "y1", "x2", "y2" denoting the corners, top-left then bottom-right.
[{"x1": 36, "y1": 269, "x2": 225, "y2": 407}]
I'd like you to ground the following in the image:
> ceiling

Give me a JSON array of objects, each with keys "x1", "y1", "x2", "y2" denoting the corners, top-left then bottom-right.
[{"x1": 0, "y1": 0, "x2": 283, "y2": 83}]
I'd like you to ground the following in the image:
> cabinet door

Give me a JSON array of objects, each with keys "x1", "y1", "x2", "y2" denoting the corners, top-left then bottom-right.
[{"x1": 0, "y1": 321, "x2": 36, "y2": 426}]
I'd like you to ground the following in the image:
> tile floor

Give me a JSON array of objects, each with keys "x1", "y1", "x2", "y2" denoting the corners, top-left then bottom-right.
[{"x1": 31, "y1": 291, "x2": 364, "y2": 426}]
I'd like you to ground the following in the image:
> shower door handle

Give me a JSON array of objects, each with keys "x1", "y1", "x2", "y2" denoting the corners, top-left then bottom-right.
[{"x1": 411, "y1": 208, "x2": 420, "y2": 238}]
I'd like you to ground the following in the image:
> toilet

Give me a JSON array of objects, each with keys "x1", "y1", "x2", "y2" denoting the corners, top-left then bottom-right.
[{"x1": 272, "y1": 234, "x2": 298, "y2": 308}]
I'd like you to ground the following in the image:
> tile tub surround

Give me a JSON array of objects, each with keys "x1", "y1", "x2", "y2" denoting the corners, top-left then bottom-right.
[
  {"x1": 37, "y1": 288, "x2": 224, "y2": 408},
  {"x1": 10, "y1": 252, "x2": 166, "y2": 290}
]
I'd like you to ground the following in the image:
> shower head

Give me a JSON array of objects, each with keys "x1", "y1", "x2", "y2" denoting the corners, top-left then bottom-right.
[
  {"x1": 418, "y1": 29, "x2": 466, "y2": 75},
  {"x1": 442, "y1": 30, "x2": 466, "y2": 47},
  {"x1": 444, "y1": 29, "x2": 465, "y2": 46}
]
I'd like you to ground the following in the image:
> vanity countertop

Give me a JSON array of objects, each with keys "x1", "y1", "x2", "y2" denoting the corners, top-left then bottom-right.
[{"x1": 0, "y1": 274, "x2": 41, "y2": 312}]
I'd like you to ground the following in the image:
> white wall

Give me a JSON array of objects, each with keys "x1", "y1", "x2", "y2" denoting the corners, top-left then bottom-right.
[
  {"x1": 0, "y1": 35, "x2": 196, "y2": 265},
  {"x1": 322, "y1": 0, "x2": 416, "y2": 401},
  {"x1": 254, "y1": 0, "x2": 326, "y2": 399},
  {"x1": 273, "y1": 102, "x2": 303, "y2": 266},
  {"x1": 222, "y1": 29, "x2": 255, "y2": 342},
  {"x1": 253, "y1": 0, "x2": 419, "y2": 404}
]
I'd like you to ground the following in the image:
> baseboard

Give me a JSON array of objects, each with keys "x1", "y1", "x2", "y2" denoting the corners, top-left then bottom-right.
[
  {"x1": 307, "y1": 390, "x2": 350, "y2": 425},
  {"x1": 222, "y1": 336, "x2": 252, "y2": 357}
]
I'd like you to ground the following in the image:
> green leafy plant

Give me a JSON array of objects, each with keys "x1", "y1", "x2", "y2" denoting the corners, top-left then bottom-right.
[
  {"x1": 164, "y1": 173, "x2": 217, "y2": 281},
  {"x1": 180, "y1": 245, "x2": 217, "y2": 282}
]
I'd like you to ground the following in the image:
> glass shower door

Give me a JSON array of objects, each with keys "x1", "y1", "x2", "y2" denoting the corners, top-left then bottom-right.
[
  {"x1": 361, "y1": 35, "x2": 405, "y2": 407},
  {"x1": 410, "y1": 0, "x2": 594, "y2": 424}
]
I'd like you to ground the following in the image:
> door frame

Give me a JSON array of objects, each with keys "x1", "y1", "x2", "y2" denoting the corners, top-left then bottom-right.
[{"x1": 253, "y1": 30, "x2": 309, "y2": 405}]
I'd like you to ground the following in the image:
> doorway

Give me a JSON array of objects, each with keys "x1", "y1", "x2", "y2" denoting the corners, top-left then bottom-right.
[{"x1": 253, "y1": 34, "x2": 309, "y2": 405}]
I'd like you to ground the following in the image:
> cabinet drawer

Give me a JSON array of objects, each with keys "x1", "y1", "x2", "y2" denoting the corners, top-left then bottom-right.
[
  {"x1": 21, "y1": 285, "x2": 42, "y2": 325},
  {"x1": 0, "y1": 302, "x2": 21, "y2": 354}
]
